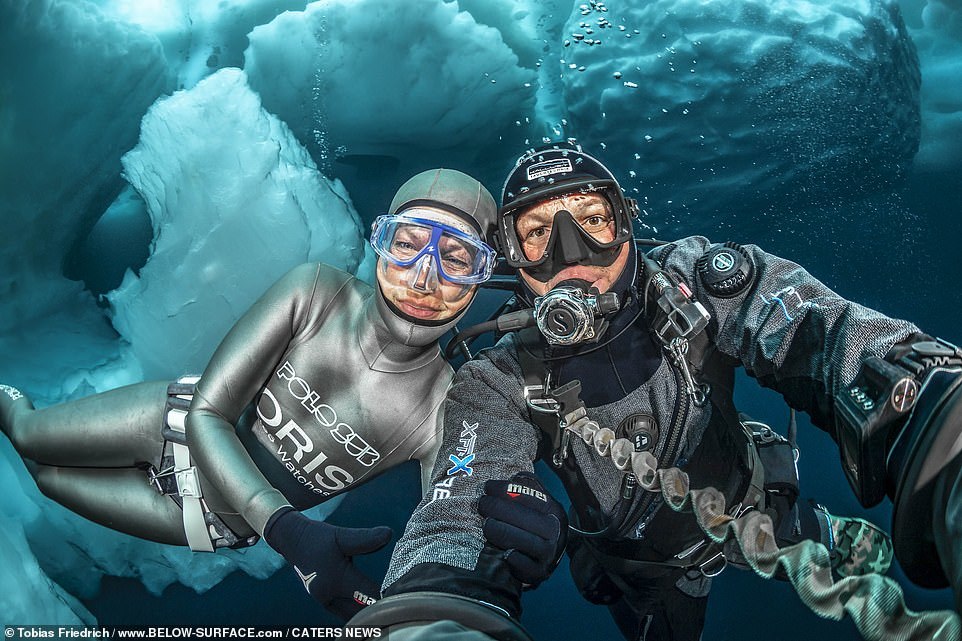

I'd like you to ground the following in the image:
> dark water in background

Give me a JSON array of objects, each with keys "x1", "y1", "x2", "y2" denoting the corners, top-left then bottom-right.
[{"x1": 81, "y1": 164, "x2": 962, "y2": 639}]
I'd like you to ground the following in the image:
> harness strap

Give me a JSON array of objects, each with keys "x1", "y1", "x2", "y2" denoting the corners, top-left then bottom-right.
[
  {"x1": 164, "y1": 376, "x2": 215, "y2": 553},
  {"x1": 645, "y1": 245, "x2": 766, "y2": 512},
  {"x1": 739, "y1": 421, "x2": 767, "y2": 513},
  {"x1": 588, "y1": 534, "x2": 730, "y2": 579},
  {"x1": 517, "y1": 328, "x2": 563, "y2": 458},
  {"x1": 516, "y1": 328, "x2": 608, "y2": 523}
]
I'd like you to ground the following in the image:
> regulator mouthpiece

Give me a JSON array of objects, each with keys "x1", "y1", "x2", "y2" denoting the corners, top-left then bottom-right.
[{"x1": 533, "y1": 280, "x2": 620, "y2": 346}]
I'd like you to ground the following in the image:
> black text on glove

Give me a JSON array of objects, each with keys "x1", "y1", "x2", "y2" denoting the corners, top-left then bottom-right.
[
  {"x1": 478, "y1": 472, "x2": 568, "y2": 588},
  {"x1": 263, "y1": 507, "x2": 392, "y2": 620}
]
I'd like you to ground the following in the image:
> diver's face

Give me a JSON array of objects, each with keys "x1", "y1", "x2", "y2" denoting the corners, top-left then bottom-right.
[
  {"x1": 376, "y1": 207, "x2": 478, "y2": 322},
  {"x1": 514, "y1": 193, "x2": 630, "y2": 296}
]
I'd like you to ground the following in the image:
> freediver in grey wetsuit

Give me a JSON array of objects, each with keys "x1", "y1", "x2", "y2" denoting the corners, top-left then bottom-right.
[{"x1": 0, "y1": 167, "x2": 501, "y2": 619}]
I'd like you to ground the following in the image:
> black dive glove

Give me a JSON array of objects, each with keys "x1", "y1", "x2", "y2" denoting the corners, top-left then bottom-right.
[
  {"x1": 263, "y1": 507, "x2": 392, "y2": 620},
  {"x1": 478, "y1": 472, "x2": 568, "y2": 588}
]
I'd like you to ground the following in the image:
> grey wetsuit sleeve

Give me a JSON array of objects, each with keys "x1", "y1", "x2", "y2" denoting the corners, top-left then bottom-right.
[
  {"x1": 187, "y1": 263, "x2": 339, "y2": 536},
  {"x1": 383, "y1": 342, "x2": 539, "y2": 604},
  {"x1": 662, "y1": 236, "x2": 920, "y2": 430}
]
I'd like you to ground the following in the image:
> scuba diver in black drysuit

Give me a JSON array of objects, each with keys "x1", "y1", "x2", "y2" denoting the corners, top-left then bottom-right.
[
  {"x1": 0, "y1": 168, "x2": 547, "y2": 620},
  {"x1": 346, "y1": 143, "x2": 962, "y2": 641}
]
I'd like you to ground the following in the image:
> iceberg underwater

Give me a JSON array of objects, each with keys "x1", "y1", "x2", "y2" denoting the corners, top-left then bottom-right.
[{"x1": 1, "y1": 0, "x2": 961, "y2": 638}]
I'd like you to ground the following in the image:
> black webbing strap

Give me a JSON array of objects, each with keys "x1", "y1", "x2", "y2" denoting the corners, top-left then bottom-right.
[
  {"x1": 515, "y1": 328, "x2": 608, "y2": 524},
  {"x1": 516, "y1": 327, "x2": 562, "y2": 459}
]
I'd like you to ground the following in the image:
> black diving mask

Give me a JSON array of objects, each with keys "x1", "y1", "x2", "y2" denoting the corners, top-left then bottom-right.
[{"x1": 519, "y1": 209, "x2": 630, "y2": 283}]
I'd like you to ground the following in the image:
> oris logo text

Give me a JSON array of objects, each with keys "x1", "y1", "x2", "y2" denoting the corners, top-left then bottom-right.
[{"x1": 256, "y1": 361, "x2": 381, "y2": 495}]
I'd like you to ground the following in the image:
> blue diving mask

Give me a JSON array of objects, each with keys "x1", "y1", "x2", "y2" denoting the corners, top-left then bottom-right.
[{"x1": 370, "y1": 211, "x2": 496, "y2": 287}]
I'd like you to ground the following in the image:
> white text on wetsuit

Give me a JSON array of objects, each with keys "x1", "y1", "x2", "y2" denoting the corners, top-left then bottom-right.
[{"x1": 255, "y1": 361, "x2": 381, "y2": 495}]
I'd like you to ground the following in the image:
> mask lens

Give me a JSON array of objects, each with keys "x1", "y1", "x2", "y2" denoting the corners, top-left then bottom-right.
[
  {"x1": 387, "y1": 223, "x2": 432, "y2": 261},
  {"x1": 437, "y1": 233, "x2": 481, "y2": 280},
  {"x1": 514, "y1": 192, "x2": 616, "y2": 262},
  {"x1": 371, "y1": 218, "x2": 434, "y2": 265},
  {"x1": 371, "y1": 213, "x2": 495, "y2": 285}
]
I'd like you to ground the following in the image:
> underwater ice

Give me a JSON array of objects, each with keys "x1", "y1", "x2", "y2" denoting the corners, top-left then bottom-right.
[
  {"x1": 109, "y1": 68, "x2": 366, "y2": 379},
  {"x1": 1, "y1": 0, "x2": 960, "y2": 626},
  {"x1": 243, "y1": 0, "x2": 538, "y2": 172},
  {"x1": 1, "y1": 5, "x2": 362, "y2": 623}
]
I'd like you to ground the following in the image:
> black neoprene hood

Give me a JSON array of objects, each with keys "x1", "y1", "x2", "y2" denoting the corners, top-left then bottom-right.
[{"x1": 501, "y1": 142, "x2": 625, "y2": 213}]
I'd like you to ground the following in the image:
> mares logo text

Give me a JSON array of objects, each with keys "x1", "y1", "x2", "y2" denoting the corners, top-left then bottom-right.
[{"x1": 506, "y1": 483, "x2": 546, "y2": 502}]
